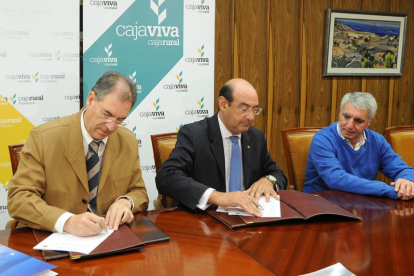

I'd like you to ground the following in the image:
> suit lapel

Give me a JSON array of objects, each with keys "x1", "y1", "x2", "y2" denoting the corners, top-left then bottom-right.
[
  {"x1": 209, "y1": 114, "x2": 225, "y2": 182},
  {"x1": 241, "y1": 131, "x2": 252, "y2": 189},
  {"x1": 65, "y1": 110, "x2": 89, "y2": 193},
  {"x1": 99, "y1": 131, "x2": 119, "y2": 191}
]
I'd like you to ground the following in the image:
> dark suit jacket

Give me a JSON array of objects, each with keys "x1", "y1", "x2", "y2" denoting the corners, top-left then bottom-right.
[
  {"x1": 155, "y1": 113, "x2": 287, "y2": 209},
  {"x1": 8, "y1": 109, "x2": 149, "y2": 232}
]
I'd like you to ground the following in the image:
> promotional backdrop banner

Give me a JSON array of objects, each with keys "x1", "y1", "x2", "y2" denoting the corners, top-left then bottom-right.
[
  {"x1": 0, "y1": 0, "x2": 80, "y2": 229},
  {"x1": 84, "y1": 0, "x2": 215, "y2": 208}
]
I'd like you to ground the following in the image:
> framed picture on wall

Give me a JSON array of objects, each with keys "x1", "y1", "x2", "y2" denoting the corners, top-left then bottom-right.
[{"x1": 323, "y1": 9, "x2": 407, "y2": 77}]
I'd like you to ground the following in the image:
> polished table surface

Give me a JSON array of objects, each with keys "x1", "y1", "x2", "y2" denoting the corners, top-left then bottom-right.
[
  {"x1": 0, "y1": 209, "x2": 273, "y2": 275},
  {"x1": 193, "y1": 190, "x2": 414, "y2": 275},
  {"x1": 1, "y1": 191, "x2": 414, "y2": 275}
]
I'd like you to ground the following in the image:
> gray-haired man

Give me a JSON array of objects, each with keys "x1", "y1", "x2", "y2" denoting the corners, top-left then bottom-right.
[{"x1": 304, "y1": 92, "x2": 414, "y2": 200}]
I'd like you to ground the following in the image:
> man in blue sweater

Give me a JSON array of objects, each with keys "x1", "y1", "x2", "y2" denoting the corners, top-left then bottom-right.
[{"x1": 303, "y1": 92, "x2": 414, "y2": 200}]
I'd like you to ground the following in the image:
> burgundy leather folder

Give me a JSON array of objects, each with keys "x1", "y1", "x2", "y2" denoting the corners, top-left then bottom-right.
[
  {"x1": 206, "y1": 190, "x2": 362, "y2": 229},
  {"x1": 33, "y1": 215, "x2": 169, "y2": 260}
]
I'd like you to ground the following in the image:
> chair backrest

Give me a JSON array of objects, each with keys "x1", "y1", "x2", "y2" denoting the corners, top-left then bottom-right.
[
  {"x1": 385, "y1": 125, "x2": 414, "y2": 168},
  {"x1": 8, "y1": 143, "x2": 24, "y2": 175},
  {"x1": 150, "y1": 133, "x2": 177, "y2": 208},
  {"x1": 282, "y1": 128, "x2": 321, "y2": 191}
]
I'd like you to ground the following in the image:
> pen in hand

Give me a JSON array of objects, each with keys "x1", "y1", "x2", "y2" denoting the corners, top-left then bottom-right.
[
  {"x1": 87, "y1": 204, "x2": 108, "y2": 233},
  {"x1": 253, "y1": 202, "x2": 264, "y2": 211}
]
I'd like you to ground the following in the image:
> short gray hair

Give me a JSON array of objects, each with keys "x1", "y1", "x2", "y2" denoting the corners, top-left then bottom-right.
[
  {"x1": 340, "y1": 92, "x2": 377, "y2": 120},
  {"x1": 92, "y1": 71, "x2": 137, "y2": 107}
]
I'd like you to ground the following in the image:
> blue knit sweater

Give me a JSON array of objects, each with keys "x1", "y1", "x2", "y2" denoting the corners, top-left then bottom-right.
[{"x1": 303, "y1": 122, "x2": 414, "y2": 199}]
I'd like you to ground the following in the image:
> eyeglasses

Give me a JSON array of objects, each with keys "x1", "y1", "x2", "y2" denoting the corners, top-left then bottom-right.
[
  {"x1": 230, "y1": 103, "x2": 263, "y2": 116},
  {"x1": 101, "y1": 110, "x2": 127, "y2": 127}
]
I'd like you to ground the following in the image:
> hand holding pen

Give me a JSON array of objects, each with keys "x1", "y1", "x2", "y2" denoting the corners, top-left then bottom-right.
[{"x1": 87, "y1": 204, "x2": 108, "y2": 233}]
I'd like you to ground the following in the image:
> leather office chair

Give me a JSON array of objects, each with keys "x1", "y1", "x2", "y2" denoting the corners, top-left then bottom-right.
[
  {"x1": 282, "y1": 127, "x2": 321, "y2": 191},
  {"x1": 6, "y1": 143, "x2": 25, "y2": 230},
  {"x1": 150, "y1": 133, "x2": 177, "y2": 209},
  {"x1": 385, "y1": 125, "x2": 414, "y2": 168}
]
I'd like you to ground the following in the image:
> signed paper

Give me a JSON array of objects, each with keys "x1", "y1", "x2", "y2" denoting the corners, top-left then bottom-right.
[
  {"x1": 217, "y1": 195, "x2": 281, "y2": 217},
  {"x1": 34, "y1": 229, "x2": 114, "y2": 254}
]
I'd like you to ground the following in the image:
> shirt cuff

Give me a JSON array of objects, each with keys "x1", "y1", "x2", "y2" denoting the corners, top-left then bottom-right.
[
  {"x1": 197, "y1": 188, "x2": 215, "y2": 210},
  {"x1": 54, "y1": 212, "x2": 74, "y2": 233},
  {"x1": 116, "y1": 196, "x2": 135, "y2": 211}
]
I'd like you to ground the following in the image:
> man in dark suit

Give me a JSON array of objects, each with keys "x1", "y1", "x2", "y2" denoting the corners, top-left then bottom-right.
[{"x1": 156, "y1": 78, "x2": 286, "y2": 216}]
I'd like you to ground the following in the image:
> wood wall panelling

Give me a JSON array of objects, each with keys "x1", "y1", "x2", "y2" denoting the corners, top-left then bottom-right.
[
  {"x1": 270, "y1": 0, "x2": 302, "y2": 173},
  {"x1": 303, "y1": 0, "x2": 333, "y2": 127},
  {"x1": 233, "y1": 0, "x2": 269, "y2": 132},
  {"x1": 391, "y1": 0, "x2": 414, "y2": 126},
  {"x1": 214, "y1": 0, "x2": 234, "y2": 111}
]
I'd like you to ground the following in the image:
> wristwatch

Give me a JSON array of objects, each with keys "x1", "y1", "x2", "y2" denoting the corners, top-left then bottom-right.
[
  {"x1": 266, "y1": 175, "x2": 279, "y2": 191},
  {"x1": 118, "y1": 196, "x2": 134, "y2": 211}
]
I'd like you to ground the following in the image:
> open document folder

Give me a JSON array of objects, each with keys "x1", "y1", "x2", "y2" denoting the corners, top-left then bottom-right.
[
  {"x1": 207, "y1": 190, "x2": 362, "y2": 229},
  {"x1": 34, "y1": 228, "x2": 114, "y2": 255},
  {"x1": 34, "y1": 224, "x2": 144, "y2": 260},
  {"x1": 216, "y1": 195, "x2": 281, "y2": 217}
]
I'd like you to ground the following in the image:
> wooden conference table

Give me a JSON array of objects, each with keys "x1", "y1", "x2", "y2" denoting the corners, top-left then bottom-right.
[{"x1": 1, "y1": 190, "x2": 414, "y2": 275}]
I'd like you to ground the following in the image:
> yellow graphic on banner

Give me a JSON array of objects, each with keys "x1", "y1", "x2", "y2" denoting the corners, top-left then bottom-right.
[{"x1": 0, "y1": 94, "x2": 34, "y2": 186}]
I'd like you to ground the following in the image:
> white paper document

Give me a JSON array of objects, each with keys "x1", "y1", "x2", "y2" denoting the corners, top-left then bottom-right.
[
  {"x1": 34, "y1": 229, "x2": 114, "y2": 254},
  {"x1": 299, "y1": 262, "x2": 355, "y2": 276},
  {"x1": 217, "y1": 195, "x2": 281, "y2": 217}
]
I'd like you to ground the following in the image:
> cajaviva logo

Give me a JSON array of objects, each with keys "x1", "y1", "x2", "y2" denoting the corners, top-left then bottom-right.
[
  {"x1": 5, "y1": 74, "x2": 30, "y2": 83},
  {"x1": 32, "y1": 72, "x2": 39, "y2": 83},
  {"x1": 129, "y1": 71, "x2": 137, "y2": 83},
  {"x1": 198, "y1": 45, "x2": 204, "y2": 57},
  {"x1": 198, "y1": 97, "x2": 204, "y2": 109},
  {"x1": 132, "y1": 126, "x2": 142, "y2": 146},
  {"x1": 55, "y1": 50, "x2": 61, "y2": 61},
  {"x1": 116, "y1": 0, "x2": 180, "y2": 47},
  {"x1": 185, "y1": 45, "x2": 210, "y2": 65},
  {"x1": 185, "y1": 97, "x2": 209, "y2": 117},
  {"x1": 90, "y1": 0, "x2": 118, "y2": 9},
  {"x1": 176, "y1": 71, "x2": 183, "y2": 84},
  {"x1": 186, "y1": 0, "x2": 210, "y2": 13},
  {"x1": 163, "y1": 71, "x2": 188, "y2": 92},
  {"x1": 105, "y1": 43, "x2": 112, "y2": 57},
  {"x1": 10, "y1": 94, "x2": 17, "y2": 105},
  {"x1": 139, "y1": 98, "x2": 165, "y2": 119},
  {"x1": 153, "y1": 98, "x2": 160, "y2": 111},
  {"x1": 129, "y1": 71, "x2": 142, "y2": 93},
  {"x1": 150, "y1": 0, "x2": 167, "y2": 25},
  {"x1": 89, "y1": 43, "x2": 118, "y2": 66},
  {"x1": 28, "y1": 52, "x2": 53, "y2": 61}
]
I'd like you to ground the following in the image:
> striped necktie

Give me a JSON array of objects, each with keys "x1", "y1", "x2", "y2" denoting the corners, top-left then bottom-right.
[
  {"x1": 229, "y1": 136, "x2": 242, "y2": 192},
  {"x1": 86, "y1": 140, "x2": 102, "y2": 212}
]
